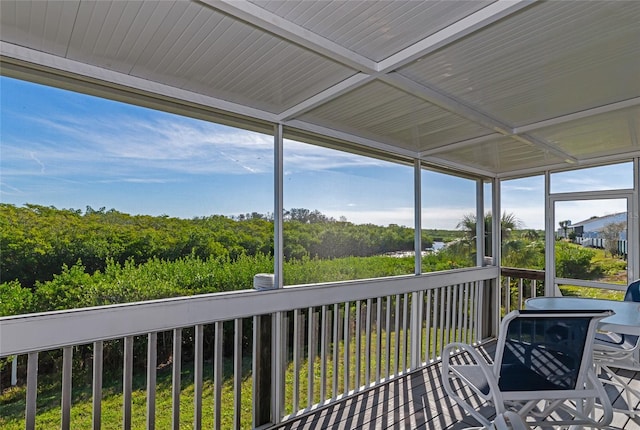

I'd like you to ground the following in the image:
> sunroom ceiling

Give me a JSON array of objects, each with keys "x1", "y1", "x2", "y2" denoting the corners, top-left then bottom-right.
[{"x1": 1, "y1": 0, "x2": 639, "y2": 177}]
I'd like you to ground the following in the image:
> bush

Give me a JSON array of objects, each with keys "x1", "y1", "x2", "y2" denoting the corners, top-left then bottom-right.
[{"x1": 555, "y1": 242, "x2": 596, "y2": 279}]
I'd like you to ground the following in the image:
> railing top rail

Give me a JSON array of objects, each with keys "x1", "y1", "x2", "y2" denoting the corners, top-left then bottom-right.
[
  {"x1": 500, "y1": 267, "x2": 545, "y2": 281},
  {"x1": 1, "y1": 267, "x2": 498, "y2": 356}
]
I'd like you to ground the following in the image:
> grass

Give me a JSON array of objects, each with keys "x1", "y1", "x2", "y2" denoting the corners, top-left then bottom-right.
[{"x1": 1, "y1": 322, "x2": 472, "y2": 429}]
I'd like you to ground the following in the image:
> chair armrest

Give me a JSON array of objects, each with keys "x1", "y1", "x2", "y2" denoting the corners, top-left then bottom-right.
[{"x1": 442, "y1": 342, "x2": 503, "y2": 404}]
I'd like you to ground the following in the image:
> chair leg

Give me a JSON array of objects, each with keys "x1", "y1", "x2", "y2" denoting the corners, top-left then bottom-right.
[{"x1": 596, "y1": 363, "x2": 640, "y2": 418}]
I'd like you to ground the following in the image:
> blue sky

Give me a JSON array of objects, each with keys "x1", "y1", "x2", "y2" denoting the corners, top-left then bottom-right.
[{"x1": 0, "y1": 76, "x2": 632, "y2": 230}]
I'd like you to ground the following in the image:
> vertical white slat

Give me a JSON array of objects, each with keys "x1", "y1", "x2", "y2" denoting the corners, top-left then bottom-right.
[
  {"x1": 194, "y1": 325, "x2": 204, "y2": 430},
  {"x1": 365, "y1": 298, "x2": 372, "y2": 384},
  {"x1": 307, "y1": 308, "x2": 316, "y2": 406},
  {"x1": 172, "y1": 329, "x2": 181, "y2": 430},
  {"x1": 123, "y1": 336, "x2": 134, "y2": 430},
  {"x1": 450, "y1": 285, "x2": 458, "y2": 343},
  {"x1": 456, "y1": 284, "x2": 464, "y2": 342},
  {"x1": 410, "y1": 291, "x2": 423, "y2": 369},
  {"x1": 394, "y1": 295, "x2": 400, "y2": 375},
  {"x1": 354, "y1": 300, "x2": 361, "y2": 389},
  {"x1": 375, "y1": 297, "x2": 382, "y2": 380},
  {"x1": 431, "y1": 289, "x2": 440, "y2": 362},
  {"x1": 292, "y1": 309, "x2": 300, "y2": 412},
  {"x1": 213, "y1": 322, "x2": 223, "y2": 430},
  {"x1": 26, "y1": 352, "x2": 38, "y2": 430},
  {"x1": 385, "y1": 296, "x2": 391, "y2": 378},
  {"x1": 518, "y1": 278, "x2": 524, "y2": 309},
  {"x1": 424, "y1": 290, "x2": 432, "y2": 362},
  {"x1": 274, "y1": 312, "x2": 285, "y2": 421},
  {"x1": 473, "y1": 282, "x2": 482, "y2": 342},
  {"x1": 331, "y1": 303, "x2": 339, "y2": 399},
  {"x1": 532, "y1": 279, "x2": 538, "y2": 299},
  {"x1": 438, "y1": 288, "x2": 446, "y2": 359},
  {"x1": 463, "y1": 284, "x2": 470, "y2": 344},
  {"x1": 233, "y1": 319, "x2": 242, "y2": 430},
  {"x1": 444, "y1": 286, "x2": 452, "y2": 347},
  {"x1": 505, "y1": 276, "x2": 512, "y2": 314},
  {"x1": 11, "y1": 355, "x2": 18, "y2": 386},
  {"x1": 402, "y1": 293, "x2": 408, "y2": 372},
  {"x1": 146, "y1": 333, "x2": 157, "y2": 430},
  {"x1": 320, "y1": 306, "x2": 327, "y2": 401},
  {"x1": 252, "y1": 316, "x2": 259, "y2": 427},
  {"x1": 93, "y1": 341, "x2": 103, "y2": 430},
  {"x1": 61, "y1": 346, "x2": 73, "y2": 430},
  {"x1": 343, "y1": 302, "x2": 350, "y2": 394}
]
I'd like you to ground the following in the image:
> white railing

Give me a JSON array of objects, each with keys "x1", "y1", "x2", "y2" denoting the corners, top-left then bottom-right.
[{"x1": 0, "y1": 267, "x2": 498, "y2": 430}]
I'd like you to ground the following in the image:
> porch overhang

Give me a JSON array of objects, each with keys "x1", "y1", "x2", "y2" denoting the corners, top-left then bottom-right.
[{"x1": 1, "y1": 0, "x2": 639, "y2": 177}]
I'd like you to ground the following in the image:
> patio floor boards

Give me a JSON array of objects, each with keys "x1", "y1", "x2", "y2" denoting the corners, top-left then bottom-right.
[{"x1": 270, "y1": 342, "x2": 640, "y2": 430}]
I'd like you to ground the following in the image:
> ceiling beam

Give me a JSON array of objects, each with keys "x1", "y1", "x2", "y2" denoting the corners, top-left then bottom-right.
[
  {"x1": 197, "y1": 0, "x2": 377, "y2": 73},
  {"x1": 382, "y1": 72, "x2": 577, "y2": 163},
  {"x1": 278, "y1": 73, "x2": 375, "y2": 121},
  {"x1": 0, "y1": 42, "x2": 279, "y2": 124},
  {"x1": 378, "y1": 0, "x2": 537, "y2": 73},
  {"x1": 514, "y1": 97, "x2": 640, "y2": 134}
]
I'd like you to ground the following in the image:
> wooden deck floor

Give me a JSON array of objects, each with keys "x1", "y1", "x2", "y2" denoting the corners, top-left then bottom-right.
[{"x1": 270, "y1": 342, "x2": 640, "y2": 430}]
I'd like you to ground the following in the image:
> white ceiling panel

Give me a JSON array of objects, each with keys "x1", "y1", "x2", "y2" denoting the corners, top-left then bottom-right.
[
  {"x1": 433, "y1": 136, "x2": 566, "y2": 173},
  {"x1": 400, "y1": 1, "x2": 640, "y2": 127},
  {"x1": 532, "y1": 107, "x2": 640, "y2": 160},
  {"x1": 249, "y1": 0, "x2": 492, "y2": 62},
  {"x1": 0, "y1": 0, "x2": 79, "y2": 57},
  {"x1": 298, "y1": 81, "x2": 494, "y2": 152}
]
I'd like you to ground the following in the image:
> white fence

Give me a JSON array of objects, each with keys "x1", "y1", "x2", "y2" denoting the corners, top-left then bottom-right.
[{"x1": 0, "y1": 268, "x2": 498, "y2": 430}]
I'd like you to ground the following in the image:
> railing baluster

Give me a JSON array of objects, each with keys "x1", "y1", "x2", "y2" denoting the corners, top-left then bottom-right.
[
  {"x1": 431, "y1": 289, "x2": 439, "y2": 362},
  {"x1": 332, "y1": 303, "x2": 339, "y2": 399},
  {"x1": 376, "y1": 297, "x2": 382, "y2": 381},
  {"x1": 213, "y1": 322, "x2": 222, "y2": 430},
  {"x1": 424, "y1": 290, "x2": 432, "y2": 363},
  {"x1": 365, "y1": 298, "x2": 372, "y2": 384},
  {"x1": 171, "y1": 329, "x2": 181, "y2": 430},
  {"x1": 307, "y1": 308, "x2": 316, "y2": 406},
  {"x1": 438, "y1": 288, "x2": 446, "y2": 359},
  {"x1": 233, "y1": 319, "x2": 242, "y2": 429},
  {"x1": 320, "y1": 305, "x2": 328, "y2": 401},
  {"x1": 355, "y1": 300, "x2": 361, "y2": 389},
  {"x1": 93, "y1": 341, "x2": 103, "y2": 430},
  {"x1": 394, "y1": 294, "x2": 400, "y2": 375},
  {"x1": 194, "y1": 325, "x2": 204, "y2": 430},
  {"x1": 343, "y1": 302, "x2": 350, "y2": 393},
  {"x1": 61, "y1": 346, "x2": 72, "y2": 430},
  {"x1": 123, "y1": 336, "x2": 134, "y2": 430},
  {"x1": 453, "y1": 283, "x2": 460, "y2": 342},
  {"x1": 462, "y1": 284, "x2": 470, "y2": 344},
  {"x1": 146, "y1": 334, "x2": 156, "y2": 430},
  {"x1": 518, "y1": 278, "x2": 524, "y2": 309},
  {"x1": 26, "y1": 352, "x2": 38, "y2": 430},
  {"x1": 292, "y1": 309, "x2": 300, "y2": 412},
  {"x1": 402, "y1": 293, "x2": 408, "y2": 372},
  {"x1": 385, "y1": 296, "x2": 391, "y2": 378}
]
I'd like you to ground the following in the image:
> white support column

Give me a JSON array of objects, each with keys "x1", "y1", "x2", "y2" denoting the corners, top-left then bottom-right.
[
  {"x1": 274, "y1": 124, "x2": 284, "y2": 288},
  {"x1": 414, "y1": 159, "x2": 422, "y2": 274},
  {"x1": 491, "y1": 178, "x2": 501, "y2": 336},
  {"x1": 544, "y1": 171, "x2": 555, "y2": 296},
  {"x1": 476, "y1": 180, "x2": 485, "y2": 267},
  {"x1": 632, "y1": 157, "x2": 639, "y2": 283}
]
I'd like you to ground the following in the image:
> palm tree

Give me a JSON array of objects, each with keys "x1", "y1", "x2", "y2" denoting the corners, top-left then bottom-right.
[{"x1": 456, "y1": 212, "x2": 522, "y2": 241}]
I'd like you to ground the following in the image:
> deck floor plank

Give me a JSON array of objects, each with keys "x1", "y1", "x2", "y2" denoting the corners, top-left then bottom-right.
[{"x1": 271, "y1": 341, "x2": 639, "y2": 429}]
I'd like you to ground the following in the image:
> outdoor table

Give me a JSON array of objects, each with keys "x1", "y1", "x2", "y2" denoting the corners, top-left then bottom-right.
[{"x1": 525, "y1": 297, "x2": 640, "y2": 336}]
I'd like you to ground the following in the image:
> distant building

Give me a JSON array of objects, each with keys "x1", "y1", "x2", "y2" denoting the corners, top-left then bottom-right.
[
  {"x1": 557, "y1": 212, "x2": 628, "y2": 255},
  {"x1": 569, "y1": 212, "x2": 627, "y2": 240}
]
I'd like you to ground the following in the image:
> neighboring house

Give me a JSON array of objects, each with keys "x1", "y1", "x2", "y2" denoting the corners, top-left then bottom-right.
[
  {"x1": 570, "y1": 212, "x2": 627, "y2": 240},
  {"x1": 558, "y1": 212, "x2": 628, "y2": 256}
]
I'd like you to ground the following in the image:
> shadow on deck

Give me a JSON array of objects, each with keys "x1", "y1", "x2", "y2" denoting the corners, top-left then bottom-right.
[{"x1": 270, "y1": 342, "x2": 640, "y2": 430}]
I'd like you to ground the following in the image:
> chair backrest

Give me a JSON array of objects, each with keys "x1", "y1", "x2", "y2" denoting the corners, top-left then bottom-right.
[
  {"x1": 624, "y1": 279, "x2": 640, "y2": 302},
  {"x1": 493, "y1": 310, "x2": 612, "y2": 392}
]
